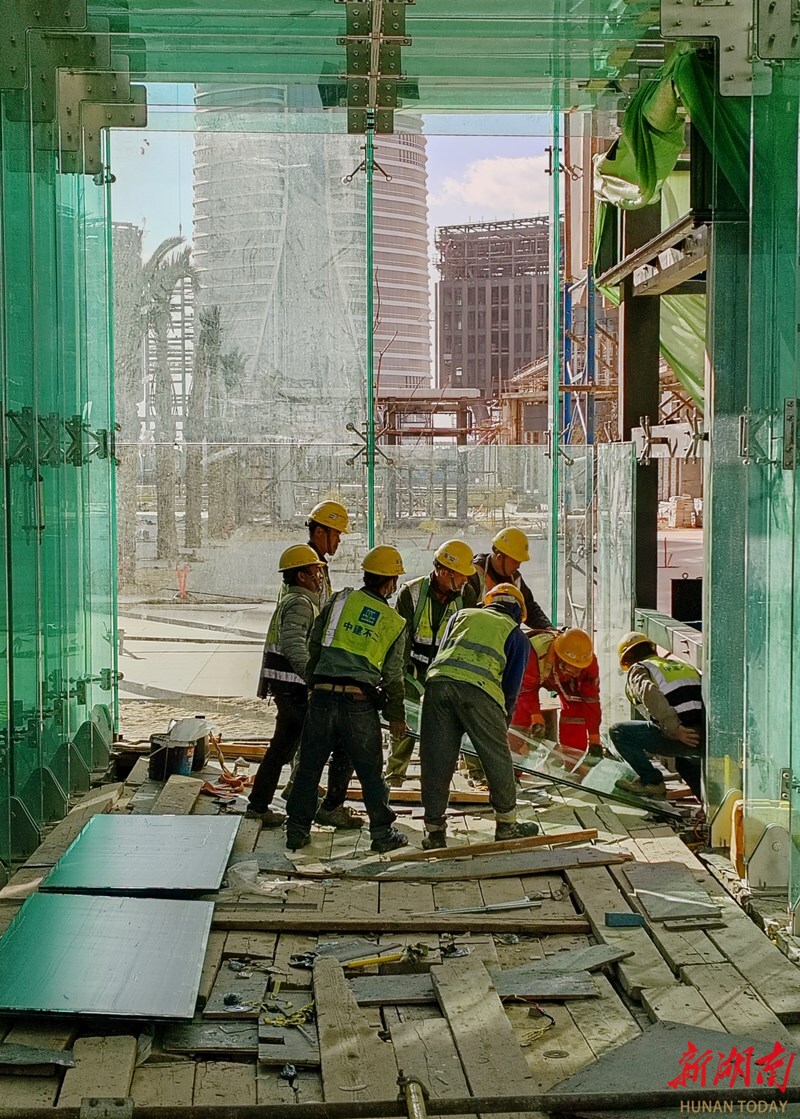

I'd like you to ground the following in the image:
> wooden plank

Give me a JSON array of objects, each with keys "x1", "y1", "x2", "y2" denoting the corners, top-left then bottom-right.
[
  {"x1": 223, "y1": 931, "x2": 277, "y2": 960},
  {"x1": 431, "y1": 956, "x2": 535, "y2": 1096},
  {"x1": 0, "y1": 1076, "x2": 59, "y2": 1108},
  {"x1": 232, "y1": 817, "x2": 262, "y2": 855},
  {"x1": 389, "y1": 1017, "x2": 472, "y2": 1119},
  {"x1": 379, "y1": 881, "x2": 440, "y2": 972},
  {"x1": 193, "y1": 1060, "x2": 257, "y2": 1106},
  {"x1": 258, "y1": 1014, "x2": 319, "y2": 1068},
  {"x1": 204, "y1": 958, "x2": 272, "y2": 1018},
  {"x1": 272, "y1": 934, "x2": 317, "y2": 989},
  {"x1": 197, "y1": 930, "x2": 227, "y2": 1009},
  {"x1": 57, "y1": 1035, "x2": 137, "y2": 1109},
  {"x1": 567, "y1": 974, "x2": 641, "y2": 1059},
  {"x1": 162, "y1": 1020, "x2": 258, "y2": 1055},
  {"x1": 621, "y1": 861, "x2": 721, "y2": 921},
  {"x1": 350, "y1": 968, "x2": 597, "y2": 1006},
  {"x1": 641, "y1": 984, "x2": 726, "y2": 1030},
  {"x1": 434, "y1": 880, "x2": 499, "y2": 966},
  {"x1": 388, "y1": 829, "x2": 598, "y2": 863},
  {"x1": 347, "y1": 786, "x2": 490, "y2": 805},
  {"x1": 130, "y1": 1062, "x2": 196, "y2": 1107},
  {"x1": 565, "y1": 866, "x2": 675, "y2": 997},
  {"x1": 681, "y1": 963, "x2": 795, "y2": 1043},
  {"x1": 2, "y1": 1022, "x2": 76, "y2": 1050},
  {"x1": 22, "y1": 783, "x2": 124, "y2": 867},
  {"x1": 151, "y1": 774, "x2": 204, "y2": 815},
  {"x1": 512, "y1": 1000, "x2": 595, "y2": 1098},
  {"x1": 706, "y1": 914, "x2": 800, "y2": 1023},
  {"x1": 345, "y1": 847, "x2": 628, "y2": 882},
  {"x1": 213, "y1": 911, "x2": 590, "y2": 935},
  {"x1": 124, "y1": 756, "x2": 151, "y2": 789},
  {"x1": 321, "y1": 880, "x2": 380, "y2": 919},
  {"x1": 257, "y1": 1068, "x2": 323, "y2": 1105},
  {"x1": 0, "y1": 900, "x2": 22, "y2": 934},
  {"x1": 314, "y1": 956, "x2": 398, "y2": 1103}
]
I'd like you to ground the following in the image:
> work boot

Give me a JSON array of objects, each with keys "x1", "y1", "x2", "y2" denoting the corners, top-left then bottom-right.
[
  {"x1": 386, "y1": 776, "x2": 405, "y2": 788},
  {"x1": 285, "y1": 829, "x2": 310, "y2": 852},
  {"x1": 421, "y1": 829, "x2": 447, "y2": 851},
  {"x1": 314, "y1": 805, "x2": 364, "y2": 829},
  {"x1": 616, "y1": 776, "x2": 668, "y2": 798},
  {"x1": 370, "y1": 827, "x2": 408, "y2": 854},
  {"x1": 245, "y1": 807, "x2": 285, "y2": 828},
  {"x1": 494, "y1": 820, "x2": 540, "y2": 841}
]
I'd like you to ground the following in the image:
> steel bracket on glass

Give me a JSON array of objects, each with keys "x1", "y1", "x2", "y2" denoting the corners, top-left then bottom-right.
[
  {"x1": 78, "y1": 1100, "x2": 133, "y2": 1119},
  {"x1": 59, "y1": 85, "x2": 148, "y2": 177},
  {"x1": 2, "y1": 26, "x2": 111, "y2": 123},
  {"x1": 747, "y1": 821, "x2": 790, "y2": 891},
  {"x1": 737, "y1": 410, "x2": 777, "y2": 465},
  {"x1": 661, "y1": 0, "x2": 772, "y2": 95},
  {"x1": 332, "y1": 0, "x2": 417, "y2": 133},
  {"x1": 757, "y1": 0, "x2": 800, "y2": 58},
  {"x1": 633, "y1": 417, "x2": 706, "y2": 465},
  {"x1": 0, "y1": 2, "x2": 91, "y2": 93},
  {"x1": 66, "y1": 740, "x2": 92, "y2": 793},
  {"x1": 8, "y1": 797, "x2": 40, "y2": 861},
  {"x1": 782, "y1": 397, "x2": 797, "y2": 470},
  {"x1": 34, "y1": 766, "x2": 69, "y2": 823},
  {"x1": 346, "y1": 420, "x2": 393, "y2": 466}
]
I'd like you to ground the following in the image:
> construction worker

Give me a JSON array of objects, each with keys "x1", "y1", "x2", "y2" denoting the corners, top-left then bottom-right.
[
  {"x1": 288, "y1": 498, "x2": 361, "y2": 829},
  {"x1": 284, "y1": 546, "x2": 410, "y2": 854},
  {"x1": 306, "y1": 499, "x2": 350, "y2": 602},
  {"x1": 469, "y1": 527, "x2": 553, "y2": 632},
  {"x1": 248, "y1": 545, "x2": 325, "y2": 826},
  {"x1": 386, "y1": 540, "x2": 478, "y2": 786},
  {"x1": 418, "y1": 583, "x2": 539, "y2": 850},
  {"x1": 610, "y1": 631, "x2": 704, "y2": 799},
  {"x1": 510, "y1": 628, "x2": 603, "y2": 752}
]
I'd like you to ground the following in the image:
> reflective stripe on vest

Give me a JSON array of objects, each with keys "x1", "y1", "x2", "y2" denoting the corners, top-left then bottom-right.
[
  {"x1": 427, "y1": 607, "x2": 516, "y2": 711},
  {"x1": 626, "y1": 655, "x2": 703, "y2": 720},
  {"x1": 260, "y1": 595, "x2": 318, "y2": 688},
  {"x1": 475, "y1": 561, "x2": 522, "y2": 600},
  {"x1": 407, "y1": 577, "x2": 462, "y2": 670},
  {"x1": 321, "y1": 588, "x2": 406, "y2": 673}
]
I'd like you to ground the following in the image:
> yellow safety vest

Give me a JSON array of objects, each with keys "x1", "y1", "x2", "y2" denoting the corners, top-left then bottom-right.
[
  {"x1": 626, "y1": 655, "x2": 703, "y2": 721},
  {"x1": 427, "y1": 607, "x2": 516, "y2": 712},
  {"x1": 319, "y1": 588, "x2": 406, "y2": 675},
  {"x1": 407, "y1": 576, "x2": 463, "y2": 674}
]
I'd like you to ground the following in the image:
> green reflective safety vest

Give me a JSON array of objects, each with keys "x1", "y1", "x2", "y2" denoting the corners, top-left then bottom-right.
[
  {"x1": 626, "y1": 654, "x2": 703, "y2": 722},
  {"x1": 407, "y1": 576, "x2": 463, "y2": 676},
  {"x1": 319, "y1": 588, "x2": 406, "y2": 675},
  {"x1": 427, "y1": 607, "x2": 516, "y2": 712}
]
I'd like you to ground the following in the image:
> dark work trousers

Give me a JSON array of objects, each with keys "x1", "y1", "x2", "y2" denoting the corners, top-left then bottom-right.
[
  {"x1": 285, "y1": 691, "x2": 396, "y2": 839},
  {"x1": 420, "y1": 678, "x2": 517, "y2": 831},
  {"x1": 248, "y1": 690, "x2": 307, "y2": 813},
  {"x1": 609, "y1": 720, "x2": 704, "y2": 798}
]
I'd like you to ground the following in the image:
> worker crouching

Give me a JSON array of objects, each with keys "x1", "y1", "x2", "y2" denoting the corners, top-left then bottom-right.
[
  {"x1": 511, "y1": 628, "x2": 602, "y2": 752},
  {"x1": 610, "y1": 631, "x2": 704, "y2": 799},
  {"x1": 284, "y1": 546, "x2": 409, "y2": 854},
  {"x1": 419, "y1": 582, "x2": 540, "y2": 850}
]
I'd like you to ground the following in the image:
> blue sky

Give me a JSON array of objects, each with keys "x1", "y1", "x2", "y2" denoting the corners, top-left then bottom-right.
[{"x1": 109, "y1": 93, "x2": 554, "y2": 258}]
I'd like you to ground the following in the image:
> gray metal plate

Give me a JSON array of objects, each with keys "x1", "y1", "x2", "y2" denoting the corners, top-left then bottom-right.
[
  {"x1": 40, "y1": 814, "x2": 240, "y2": 895},
  {"x1": 0, "y1": 893, "x2": 212, "y2": 1019}
]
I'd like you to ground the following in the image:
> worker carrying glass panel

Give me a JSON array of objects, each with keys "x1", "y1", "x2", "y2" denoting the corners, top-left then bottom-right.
[
  {"x1": 386, "y1": 539, "x2": 478, "y2": 786},
  {"x1": 609, "y1": 631, "x2": 704, "y2": 799},
  {"x1": 285, "y1": 545, "x2": 410, "y2": 855},
  {"x1": 510, "y1": 628, "x2": 603, "y2": 752},
  {"x1": 418, "y1": 582, "x2": 540, "y2": 851}
]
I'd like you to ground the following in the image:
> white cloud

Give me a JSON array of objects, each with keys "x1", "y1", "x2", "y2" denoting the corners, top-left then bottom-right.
[{"x1": 429, "y1": 155, "x2": 551, "y2": 227}]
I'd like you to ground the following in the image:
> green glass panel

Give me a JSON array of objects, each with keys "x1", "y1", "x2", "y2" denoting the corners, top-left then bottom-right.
[
  {"x1": 742, "y1": 70, "x2": 799, "y2": 873},
  {"x1": 596, "y1": 442, "x2": 635, "y2": 730}
]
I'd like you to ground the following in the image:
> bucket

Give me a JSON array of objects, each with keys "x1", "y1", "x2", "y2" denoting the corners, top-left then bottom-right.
[{"x1": 148, "y1": 733, "x2": 195, "y2": 781}]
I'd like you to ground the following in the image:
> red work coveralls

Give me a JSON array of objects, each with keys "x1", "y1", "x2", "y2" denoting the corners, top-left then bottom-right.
[{"x1": 511, "y1": 632, "x2": 602, "y2": 749}]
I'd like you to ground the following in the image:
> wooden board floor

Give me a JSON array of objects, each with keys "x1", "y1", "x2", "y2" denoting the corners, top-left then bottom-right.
[{"x1": 1, "y1": 749, "x2": 799, "y2": 1114}]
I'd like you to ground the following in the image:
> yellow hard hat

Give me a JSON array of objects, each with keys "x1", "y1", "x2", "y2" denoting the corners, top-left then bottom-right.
[
  {"x1": 617, "y1": 630, "x2": 655, "y2": 667},
  {"x1": 308, "y1": 500, "x2": 350, "y2": 534},
  {"x1": 362, "y1": 545, "x2": 405, "y2": 577},
  {"x1": 553, "y1": 628, "x2": 595, "y2": 670},
  {"x1": 484, "y1": 582, "x2": 526, "y2": 621},
  {"x1": 434, "y1": 539, "x2": 476, "y2": 577},
  {"x1": 492, "y1": 527, "x2": 530, "y2": 563},
  {"x1": 278, "y1": 544, "x2": 325, "y2": 572}
]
